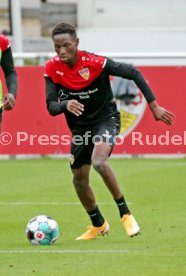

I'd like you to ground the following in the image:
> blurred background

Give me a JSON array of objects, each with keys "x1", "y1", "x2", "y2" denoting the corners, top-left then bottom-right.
[{"x1": 0, "y1": 0, "x2": 186, "y2": 57}]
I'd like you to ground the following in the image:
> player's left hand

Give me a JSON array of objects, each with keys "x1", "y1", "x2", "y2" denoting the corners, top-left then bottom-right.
[
  {"x1": 150, "y1": 104, "x2": 175, "y2": 126},
  {"x1": 3, "y1": 93, "x2": 15, "y2": 111}
]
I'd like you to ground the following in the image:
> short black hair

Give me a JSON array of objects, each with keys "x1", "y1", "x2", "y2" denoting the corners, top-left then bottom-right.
[{"x1": 52, "y1": 23, "x2": 77, "y2": 38}]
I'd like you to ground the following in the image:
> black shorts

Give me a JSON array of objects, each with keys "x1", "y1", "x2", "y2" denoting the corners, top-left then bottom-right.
[{"x1": 70, "y1": 116, "x2": 120, "y2": 169}]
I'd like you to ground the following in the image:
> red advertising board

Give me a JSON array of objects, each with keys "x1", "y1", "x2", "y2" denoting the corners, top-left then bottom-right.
[{"x1": 0, "y1": 66, "x2": 185, "y2": 154}]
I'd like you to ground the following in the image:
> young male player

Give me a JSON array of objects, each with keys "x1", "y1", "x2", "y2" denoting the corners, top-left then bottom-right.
[{"x1": 44, "y1": 23, "x2": 175, "y2": 240}]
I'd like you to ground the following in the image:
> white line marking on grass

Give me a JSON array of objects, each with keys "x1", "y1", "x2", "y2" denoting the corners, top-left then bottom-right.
[
  {"x1": 0, "y1": 202, "x2": 81, "y2": 205},
  {"x1": 0, "y1": 250, "x2": 129, "y2": 253},
  {"x1": 0, "y1": 201, "x2": 132, "y2": 206}
]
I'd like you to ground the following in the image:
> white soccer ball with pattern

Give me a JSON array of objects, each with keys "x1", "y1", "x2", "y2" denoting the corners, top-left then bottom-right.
[{"x1": 26, "y1": 215, "x2": 59, "y2": 245}]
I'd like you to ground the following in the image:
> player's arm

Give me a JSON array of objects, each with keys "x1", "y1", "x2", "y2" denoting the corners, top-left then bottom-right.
[
  {"x1": 45, "y1": 77, "x2": 84, "y2": 117},
  {"x1": 45, "y1": 76, "x2": 68, "y2": 116},
  {"x1": 1, "y1": 47, "x2": 17, "y2": 110},
  {"x1": 105, "y1": 58, "x2": 175, "y2": 125}
]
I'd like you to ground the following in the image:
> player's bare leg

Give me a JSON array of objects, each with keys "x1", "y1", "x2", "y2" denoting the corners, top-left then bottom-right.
[
  {"x1": 72, "y1": 164, "x2": 109, "y2": 240},
  {"x1": 91, "y1": 142, "x2": 124, "y2": 199},
  {"x1": 91, "y1": 142, "x2": 140, "y2": 237},
  {"x1": 72, "y1": 164, "x2": 96, "y2": 211}
]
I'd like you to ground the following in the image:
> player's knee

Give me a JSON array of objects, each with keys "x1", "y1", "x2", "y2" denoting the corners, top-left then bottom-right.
[
  {"x1": 92, "y1": 159, "x2": 107, "y2": 174},
  {"x1": 73, "y1": 176, "x2": 87, "y2": 192}
]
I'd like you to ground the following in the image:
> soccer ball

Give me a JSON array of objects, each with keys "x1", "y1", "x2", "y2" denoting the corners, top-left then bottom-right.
[{"x1": 26, "y1": 215, "x2": 59, "y2": 245}]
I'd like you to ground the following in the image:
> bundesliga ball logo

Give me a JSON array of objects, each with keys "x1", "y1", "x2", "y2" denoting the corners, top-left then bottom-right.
[{"x1": 34, "y1": 231, "x2": 45, "y2": 241}]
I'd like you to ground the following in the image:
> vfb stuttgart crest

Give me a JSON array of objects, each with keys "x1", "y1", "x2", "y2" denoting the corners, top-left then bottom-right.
[
  {"x1": 111, "y1": 77, "x2": 147, "y2": 138},
  {"x1": 117, "y1": 91, "x2": 146, "y2": 138},
  {"x1": 79, "y1": 68, "x2": 90, "y2": 80}
]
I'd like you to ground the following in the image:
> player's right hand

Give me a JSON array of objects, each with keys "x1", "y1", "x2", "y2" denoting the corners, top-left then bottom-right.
[{"x1": 67, "y1": 100, "x2": 84, "y2": 116}]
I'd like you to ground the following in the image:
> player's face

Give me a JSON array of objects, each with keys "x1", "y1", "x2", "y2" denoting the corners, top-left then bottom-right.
[{"x1": 53, "y1": 33, "x2": 79, "y2": 67}]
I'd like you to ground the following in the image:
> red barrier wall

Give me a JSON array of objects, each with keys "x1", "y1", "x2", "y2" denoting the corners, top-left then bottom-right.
[{"x1": 0, "y1": 66, "x2": 185, "y2": 154}]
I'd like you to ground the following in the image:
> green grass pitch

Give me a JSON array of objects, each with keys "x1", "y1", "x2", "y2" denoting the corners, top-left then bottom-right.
[{"x1": 0, "y1": 158, "x2": 186, "y2": 275}]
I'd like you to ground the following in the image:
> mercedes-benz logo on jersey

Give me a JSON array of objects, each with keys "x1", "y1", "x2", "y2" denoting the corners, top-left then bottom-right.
[{"x1": 58, "y1": 89, "x2": 69, "y2": 100}]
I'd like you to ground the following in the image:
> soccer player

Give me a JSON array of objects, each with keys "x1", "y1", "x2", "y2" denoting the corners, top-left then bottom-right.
[
  {"x1": 0, "y1": 33, "x2": 17, "y2": 131},
  {"x1": 44, "y1": 23, "x2": 175, "y2": 240}
]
